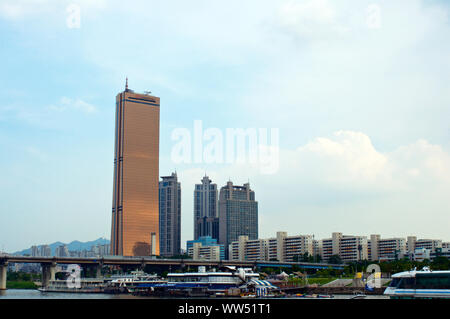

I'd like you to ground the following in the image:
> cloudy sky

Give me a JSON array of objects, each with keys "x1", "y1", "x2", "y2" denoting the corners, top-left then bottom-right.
[{"x1": 1, "y1": 0, "x2": 449, "y2": 252}]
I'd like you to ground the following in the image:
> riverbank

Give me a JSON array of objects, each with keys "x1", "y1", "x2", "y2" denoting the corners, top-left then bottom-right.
[{"x1": 6, "y1": 282, "x2": 37, "y2": 289}]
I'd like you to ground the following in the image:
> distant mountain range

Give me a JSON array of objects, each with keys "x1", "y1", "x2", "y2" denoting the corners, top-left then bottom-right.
[{"x1": 13, "y1": 237, "x2": 110, "y2": 256}]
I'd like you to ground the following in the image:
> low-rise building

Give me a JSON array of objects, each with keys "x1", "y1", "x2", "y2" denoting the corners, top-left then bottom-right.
[
  {"x1": 187, "y1": 236, "x2": 225, "y2": 261},
  {"x1": 188, "y1": 243, "x2": 222, "y2": 261},
  {"x1": 415, "y1": 239, "x2": 442, "y2": 251},
  {"x1": 413, "y1": 247, "x2": 431, "y2": 262},
  {"x1": 434, "y1": 247, "x2": 450, "y2": 259}
]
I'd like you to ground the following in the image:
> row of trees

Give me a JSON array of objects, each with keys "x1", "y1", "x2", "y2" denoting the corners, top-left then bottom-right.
[
  {"x1": 260, "y1": 255, "x2": 450, "y2": 277},
  {"x1": 292, "y1": 253, "x2": 323, "y2": 263},
  {"x1": 7, "y1": 272, "x2": 41, "y2": 282},
  {"x1": 343, "y1": 256, "x2": 450, "y2": 274}
]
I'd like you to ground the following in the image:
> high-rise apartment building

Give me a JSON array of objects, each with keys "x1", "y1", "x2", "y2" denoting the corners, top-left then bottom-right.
[
  {"x1": 55, "y1": 245, "x2": 69, "y2": 257},
  {"x1": 31, "y1": 246, "x2": 40, "y2": 257},
  {"x1": 368, "y1": 235, "x2": 406, "y2": 261},
  {"x1": 194, "y1": 175, "x2": 219, "y2": 241},
  {"x1": 159, "y1": 172, "x2": 181, "y2": 257},
  {"x1": 110, "y1": 80, "x2": 160, "y2": 256},
  {"x1": 321, "y1": 232, "x2": 368, "y2": 263},
  {"x1": 229, "y1": 232, "x2": 313, "y2": 262},
  {"x1": 284, "y1": 233, "x2": 314, "y2": 262},
  {"x1": 218, "y1": 181, "x2": 258, "y2": 257},
  {"x1": 313, "y1": 239, "x2": 322, "y2": 260},
  {"x1": 40, "y1": 245, "x2": 51, "y2": 257},
  {"x1": 407, "y1": 236, "x2": 417, "y2": 253}
]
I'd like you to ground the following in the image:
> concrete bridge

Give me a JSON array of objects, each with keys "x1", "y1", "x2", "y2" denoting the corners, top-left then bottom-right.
[{"x1": 0, "y1": 255, "x2": 344, "y2": 290}]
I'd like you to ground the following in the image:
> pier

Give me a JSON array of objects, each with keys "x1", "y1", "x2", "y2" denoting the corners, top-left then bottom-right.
[{"x1": 281, "y1": 286, "x2": 385, "y2": 295}]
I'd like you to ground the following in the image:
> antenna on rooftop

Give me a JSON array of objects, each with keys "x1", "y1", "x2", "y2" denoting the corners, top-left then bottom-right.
[{"x1": 125, "y1": 77, "x2": 128, "y2": 91}]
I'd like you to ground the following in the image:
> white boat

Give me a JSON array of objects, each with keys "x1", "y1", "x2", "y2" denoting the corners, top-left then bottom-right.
[
  {"x1": 350, "y1": 291, "x2": 367, "y2": 299},
  {"x1": 384, "y1": 267, "x2": 450, "y2": 299},
  {"x1": 163, "y1": 266, "x2": 260, "y2": 293},
  {"x1": 38, "y1": 278, "x2": 105, "y2": 293},
  {"x1": 104, "y1": 270, "x2": 166, "y2": 294}
]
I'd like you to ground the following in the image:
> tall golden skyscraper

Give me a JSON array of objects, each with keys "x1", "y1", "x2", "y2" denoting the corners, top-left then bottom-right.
[{"x1": 111, "y1": 79, "x2": 160, "y2": 256}]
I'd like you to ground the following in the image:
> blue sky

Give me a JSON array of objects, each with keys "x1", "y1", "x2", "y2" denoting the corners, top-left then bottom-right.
[{"x1": 1, "y1": 0, "x2": 450, "y2": 252}]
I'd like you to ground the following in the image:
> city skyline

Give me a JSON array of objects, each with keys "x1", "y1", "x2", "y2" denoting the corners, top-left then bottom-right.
[
  {"x1": 1, "y1": 0, "x2": 450, "y2": 253},
  {"x1": 10, "y1": 231, "x2": 450, "y2": 263}
]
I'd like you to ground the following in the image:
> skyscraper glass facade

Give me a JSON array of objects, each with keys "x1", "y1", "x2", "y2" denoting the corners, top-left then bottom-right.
[
  {"x1": 218, "y1": 181, "x2": 258, "y2": 258},
  {"x1": 110, "y1": 85, "x2": 160, "y2": 256},
  {"x1": 159, "y1": 173, "x2": 181, "y2": 257},
  {"x1": 193, "y1": 176, "x2": 219, "y2": 240}
]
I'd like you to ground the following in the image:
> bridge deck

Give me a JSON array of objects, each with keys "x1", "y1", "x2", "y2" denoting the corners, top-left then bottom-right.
[{"x1": 0, "y1": 256, "x2": 343, "y2": 269}]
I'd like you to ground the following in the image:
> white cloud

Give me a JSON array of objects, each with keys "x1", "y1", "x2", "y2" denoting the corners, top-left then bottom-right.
[
  {"x1": 390, "y1": 139, "x2": 450, "y2": 185},
  {"x1": 292, "y1": 130, "x2": 391, "y2": 190},
  {"x1": 0, "y1": 0, "x2": 107, "y2": 21},
  {"x1": 0, "y1": 97, "x2": 98, "y2": 129},
  {"x1": 276, "y1": 0, "x2": 350, "y2": 39},
  {"x1": 47, "y1": 97, "x2": 97, "y2": 114},
  {"x1": 0, "y1": 3, "x2": 26, "y2": 20},
  {"x1": 0, "y1": 1, "x2": 45, "y2": 20},
  {"x1": 241, "y1": 0, "x2": 450, "y2": 148},
  {"x1": 287, "y1": 132, "x2": 450, "y2": 194}
]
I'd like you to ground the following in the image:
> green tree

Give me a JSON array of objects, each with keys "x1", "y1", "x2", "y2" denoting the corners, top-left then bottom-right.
[
  {"x1": 431, "y1": 256, "x2": 450, "y2": 270},
  {"x1": 328, "y1": 255, "x2": 343, "y2": 265},
  {"x1": 302, "y1": 252, "x2": 310, "y2": 262}
]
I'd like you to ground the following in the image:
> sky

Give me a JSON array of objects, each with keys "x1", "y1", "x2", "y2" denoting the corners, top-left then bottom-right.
[{"x1": 0, "y1": 0, "x2": 449, "y2": 253}]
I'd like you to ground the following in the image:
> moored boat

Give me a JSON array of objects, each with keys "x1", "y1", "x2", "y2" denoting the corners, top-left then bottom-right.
[
  {"x1": 104, "y1": 270, "x2": 167, "y2": 294},
  {"x1": 133, "y1": 266, "x2": 260, "y2": 297},
  {"x1": 38, "y1": 278, "x2": 105, "y2": 293},
  {"x1": 384, "y1": 267, "x2": 450, "y2": 299}
]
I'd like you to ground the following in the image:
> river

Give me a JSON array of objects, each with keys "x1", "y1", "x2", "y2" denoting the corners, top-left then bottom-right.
[{"x1": 0, "y1": 289, "x2": 389, "y2": 299}]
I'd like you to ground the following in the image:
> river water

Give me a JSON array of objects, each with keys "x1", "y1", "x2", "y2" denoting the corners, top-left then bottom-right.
[
  {"x1": 0, "y1": 289, "x2": 129, "y2": 299},
  {"x1": 0, "y1": 289, "x2": 389, "y2": 299}
]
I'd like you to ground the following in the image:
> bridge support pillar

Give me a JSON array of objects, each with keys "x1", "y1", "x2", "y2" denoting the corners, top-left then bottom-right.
[
  {"x1": 95, "y1": 264, "x2": 103, "y2": 279},
  {"x1": 0, "y1": 262, "x2": 8, "y2": 290},
  {"x1": 42, "y1": 262, "x2": 56, "y2": 288}
]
